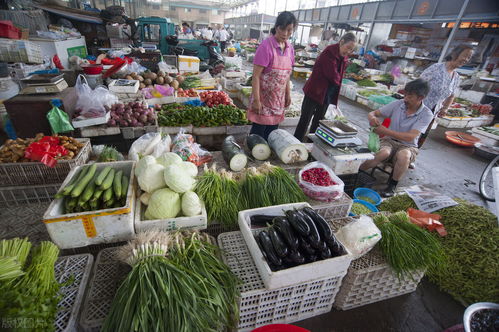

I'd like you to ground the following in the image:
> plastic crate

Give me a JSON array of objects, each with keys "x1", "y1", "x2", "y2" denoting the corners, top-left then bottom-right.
[
  {"x1": 339, "y1": 171, "x2": 377, "y2": 197},
  {"x1": 0, "y1": 183, "x2": 60, "y2": 208},
  {"x1": 219, "y1": 231, "x2": 345, "y2": 331},
  {"x1": 0, "y1": 202, "x2": 51, "y2": 243},
  {"x1": 55, "y1": 253, "x2": 94, "y2": 332},
  {"x1": 437, "y1": 116, "x2": 471, "y2": 128},
  {"x1": 0, "y1": 138, "x2": 91, "y2": 186},
  {"x1": 309, "y1": 193, "x2": 353, "y2": 219},
  {"x1": 330, "y1": 217, "x2": 425, "y2": 311}
]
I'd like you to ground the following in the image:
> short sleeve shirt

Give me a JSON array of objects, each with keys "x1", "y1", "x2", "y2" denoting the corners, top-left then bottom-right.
[
  {"x1": 253, "y1": 36, "x2": 295, "y2": 74},
  {"x1": 420, "y1": 63, "x2": 461, "y2": 112},
  {"x1": 379, "y1": 100, "x2": 433, "y2": 147}
]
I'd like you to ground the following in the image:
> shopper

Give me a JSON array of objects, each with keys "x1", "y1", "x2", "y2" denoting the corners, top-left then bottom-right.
[
  {"x1": 247, "y1": 11, "x2": 297, "y2": 140},
  {"x1": 202, "y1": 27, "x2": 213, "y2": 40},
  {"x1": 215, "y1": 27, "x2": 230, "y2": 53},
  {"x1": 417, "y1": 44, "x2": 473, "y2": 147},
  {"x1": 359, "y1": 79, "x2": 433, "y2": 197},
  {"x1": 294, "y1": 33, "x2": 357, "y2": 142}
]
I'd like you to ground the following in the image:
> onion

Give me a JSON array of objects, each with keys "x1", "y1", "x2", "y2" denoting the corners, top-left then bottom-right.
[
  {"x1": 139, "y1": 114, "x2": 148, "y2": 123},
  {"x1": 107, "y1": 119, "x2": 116, "y2": 126},
  {"x1": 131, "y1": 118, "x2": 139, "y2": 126},
  {"x1": 119, "y1": 119, "x2": 128, "y2": 127}
]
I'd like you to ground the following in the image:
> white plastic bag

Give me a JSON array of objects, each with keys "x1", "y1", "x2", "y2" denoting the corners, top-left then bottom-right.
[
  {"x1": 75, "y1": 75, "x2": 118, "y2": 118},
  {"x1": 128, "y1": 132, "x2": 162, "y2": 161},
  {"x1": 335, "y1": 215, "x2": 381, "y2": 259},
  {"x1": 158, "y1": 61, "x2": 178, "y2": 74},
  {"x1": 298, "y1": 161, "x2": 344, "y2": 202},
  {"x1": 151, "y1": 135, "x2": 171, "y2": 158},
  {"x1": 324, "y1": 104, "x2": 344, "y2": 121}
]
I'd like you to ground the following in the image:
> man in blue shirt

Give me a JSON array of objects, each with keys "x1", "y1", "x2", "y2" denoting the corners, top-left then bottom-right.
[{"x1": 360, "y1": 79, "x2": 433, "y2": 197}]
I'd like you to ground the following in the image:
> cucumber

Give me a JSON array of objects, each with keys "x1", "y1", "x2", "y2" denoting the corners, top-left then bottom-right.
[
  {"x1": 71, "y1": 164, "x2": 97, "y2": 198},
  {"x1": 95, "y1": 166, "x2": 112, "y2": 186},
  {"x1": 104, "y1": 198, "x2": 115, "y2": 208},
  {"x1": 79, "y1": 176, "x2": 97, "y2": 205},
  {"x1": 91, "y1": 188, "x2": 104, "y2": 202},
  {"x1": 113, "y1": 170, "x2": 123, "y2": 199},
  {"x1": 100, "y1": 168, "x2": 115, "y2": 190},
  {"x1": 121, "y1": 175, "x2": 129, "y2": 200},
  {"x1": 89, "y1": 199, "x2": 99, "y2": 211},
  {"x1": 103, "y1": 187, "x2": 113, "y2": 202},
  {"x1": 59, "y1": 165, "x2": 90, "y2": 197}
]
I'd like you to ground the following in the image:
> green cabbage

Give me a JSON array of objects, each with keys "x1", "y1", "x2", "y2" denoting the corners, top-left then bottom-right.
[
  {"x1": 140, "y1": 192, "x2": 151, "y2": 206},
  {"x1": 145, "y1": 188, "x2": 181, "y2": 220},
  {"x1": 180, "y1": 161, "x2": 198, "y2": 177},
  {"x1": 135, "y1": 155, "x2": 156, "y2": 177},
  {"x1": 164, "y1": 164, "x2": 195, "y2": 193},
  {"x1": 181, "y1": 191, "x2": 202, "y2": 216},
  {"x1": 138, "y1": 163, "x2": 166, "y2": 193},
  {"x1": 157, "y1": 152, "x2": 183, "y2": 167}
]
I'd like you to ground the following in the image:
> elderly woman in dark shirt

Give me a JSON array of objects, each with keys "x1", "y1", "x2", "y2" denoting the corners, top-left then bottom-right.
[{"x1": 294, "y1": 33, "x2": 357, "y2": 142}]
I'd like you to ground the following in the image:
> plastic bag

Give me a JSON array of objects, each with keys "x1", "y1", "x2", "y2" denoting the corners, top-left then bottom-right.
[
  {"x1": 46, "y1": 99, "x2": 74, "y2": 134},
  {"x1": 171, "y1": 129, "x2": 212, "y2": 166},
  {"x1": 24, "y1": 136, "x2": 68, "y2": 168},
  {"x1": 368, "y1": 127, "x2": 380, "y2": 153},
  {"x1": 121, "y1": 61, "x2": 147, "y2": 75},
  {"x1": 335, "y1": 216, "x2": 381, "y2": 259},
  {"x1": 324, "y1": 104, "x2": 345, "y2": 121},
  {"x1": 407, "y1": 208, "x2": 447, "y2": 236},
  {"x1": 75, "y1": 75, "x2": 118, "y2": 118},
  {"x1": 298, "y1": 161, "x2": 344, "y2": 202},
  {"x1": 151, "y1": 135, "x2": 172, "y2": 158},
  {"x1": 158, "y1": 61, "x2": 178, "y2": 74},
  {"x1": 128, "y1": 132, "x2": 162, "y2": 161}
]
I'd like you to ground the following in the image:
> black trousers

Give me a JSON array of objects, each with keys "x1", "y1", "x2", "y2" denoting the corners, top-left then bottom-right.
[
  {"x1": 294, "y1": 95, "x2": 329, "y2": 142},
  {"x1": 417, "y1": 106, "x2": 437, "y2": 148},
  {"x1": 220, "y1": 41, "x2": 227, "y2": 53},
  {"x1": 250, "y1": 123, "x2": 278, "y2": 140}
]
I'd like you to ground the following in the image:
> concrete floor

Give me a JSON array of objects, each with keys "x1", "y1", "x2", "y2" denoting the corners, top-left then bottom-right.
[{"x1": 284, "y1": 78, "x2": 493, "y2": 331}]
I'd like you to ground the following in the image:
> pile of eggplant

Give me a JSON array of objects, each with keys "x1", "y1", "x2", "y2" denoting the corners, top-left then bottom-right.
[{"x1": 252, "y1": 207, "x2": 346, "y2": 271}]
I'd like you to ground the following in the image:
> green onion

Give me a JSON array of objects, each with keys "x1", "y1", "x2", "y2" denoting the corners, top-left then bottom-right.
[
  {"x1": 351, "y1": 202, "x2": 372, "y2": 215},
  {"x1": 0, "y1": 237, "x2": 31, "y2": 268},
  {"x1": 0, "y1": 257, "x2": 24, "y2": 281}
]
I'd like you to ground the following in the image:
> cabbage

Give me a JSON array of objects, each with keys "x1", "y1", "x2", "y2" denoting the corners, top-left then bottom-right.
[
  {"x1": 145, "y1": 188, "x2": 180, "y2": 220},
  {"x1": 135, "y1": 155, "x2": 157, "y2": 177},
  {"x1": 140, "y1": 192, "x2": 151, "y2": 206},
  {"x1": 156, "y1": 152, "x2": 183, "y2": 167},
  {"x1": 164, "y1": 163, "x2": 195, "y2": 193},
  {"x1": 138, "y1": 163, "x2": 166, "y2": 193},
  {"x1": 179, "y1": 161, "x2": 198, "y2": 177},
  {"x1": 181, "y1": 191, "x2": 202, "y2": 217}
]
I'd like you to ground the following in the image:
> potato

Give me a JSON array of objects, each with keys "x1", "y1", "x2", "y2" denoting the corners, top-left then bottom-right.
[
  {"x1": 139, "y1": 83, "x2": 146, "y2": 89},
  {"x1": 131, "y1": 72, "x2": 137, "y2": 77},
  {"x1": 156, "y1": 76, "x2": 165, "y2": 84},
  {"x1": 157, "y1": 71, "x2": 165, "y2": 77},
  {"x1": 137, "y1": 75, "x2": 144, "y2": 82},
  {"x1": 176, "y1": 75, "x2": 185, "y2": 84},
  {"x1": 171, "y1": 80, "x2": 179, "y2": 90},
  {"x1": 164, "y1": 76, "x2": 173, "y2": 84},
  {"x1": 149, "y1": 72, "x2": 157, "y2": 80},
  {"x1": 144, "y1": 78, "x2": 152, "y2": 86},
  {"x1": 146, "y1": 85, "x2": 153, "y2": 89},
  {"x1": 125, "y1": 75, "x2": 133, "y2": 80}
]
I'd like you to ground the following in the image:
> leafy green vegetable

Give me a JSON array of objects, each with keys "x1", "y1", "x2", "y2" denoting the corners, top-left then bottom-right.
[
  {"x1": 158, "y1": 104, "x2": 248, "y2": 127},
  {"x1": 97, "y1": 146, "x2": 121, "y2": 162},
  {"x1": 351, "y1": 202, "x2": 372, "y2": 215},
  {"x1": 356, "y1": 79, "x2": 377, "y2": 87},
  {"x1": 357, "y1": 196, "x2": 376, "y2": 205}
]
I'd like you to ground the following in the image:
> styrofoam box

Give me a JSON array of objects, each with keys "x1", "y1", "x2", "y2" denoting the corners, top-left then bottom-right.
[
  {"x1": 42, "y1": 161, "x2": 136, "y2": 249},
  {"x1": 311, "y1": 141, "x2": 374, "y2": 175},
  {"x1": 238, "y1": 202, "x2": 353, "y2": 289},
  {"x1": 223, "y1": 70, "x2": 246, "y2": 79},
  {"x1": 134, "y1": 191, "x2": 207, "y2": 232},
  {"x1": 356, "y1": 95, "x2": 370, "y2": 106},
  {"x1": 108, "y1": 79, "x2": 139, "y2": 94},
  {"x1": 72, "y1": 112, "x2": 110, "y2": 129},
  {"x1": 437, "y1": 116, "x2": 471, "y2": 129},
  {"x1": 178, "y1": 55, "x2": 200, "y2": 73}
]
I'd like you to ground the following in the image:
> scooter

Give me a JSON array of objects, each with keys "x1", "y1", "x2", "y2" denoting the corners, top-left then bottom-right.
[{"x1": 200, "y1": 40, "x2": 225, "y2": 75}]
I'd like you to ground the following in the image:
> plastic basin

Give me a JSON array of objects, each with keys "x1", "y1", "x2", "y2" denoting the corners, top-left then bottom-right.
[
  {"x1": 81, "y1": 64, "x2": 103, "y2": 75},
  {"x1": 353, "y1": 187, "x2": 382, "y2": 206},
  {"x1": 445, "y1": 131, "x2": 480, "y2": 147},
  {"x1": 349, "y1": 199, "x2": 379, "y2": 216}
]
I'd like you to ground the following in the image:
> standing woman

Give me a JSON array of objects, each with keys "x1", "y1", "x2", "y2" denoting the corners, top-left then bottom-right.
[
  {"x1": 417, "y1": 44, "x2": 473, "y2": 147},
  {"x1": 247, "y1": 11, "x2": 297, "y2": 140},
  {"x1": 294, "y1": 33, "x2": 357, "y2": 142}
]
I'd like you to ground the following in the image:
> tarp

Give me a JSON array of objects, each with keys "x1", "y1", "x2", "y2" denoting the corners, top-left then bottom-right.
[{"x1": 34, "y1": 4, "x2": 103, "y2": 24}]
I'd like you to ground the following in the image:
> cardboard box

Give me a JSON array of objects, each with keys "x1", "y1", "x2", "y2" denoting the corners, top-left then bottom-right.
[
  {"x1": 108, "y1": 79, "x2": 139, "y2": 93},
  {"x1": 178, "y1": 55, "x2": 200, "y2": 73}
]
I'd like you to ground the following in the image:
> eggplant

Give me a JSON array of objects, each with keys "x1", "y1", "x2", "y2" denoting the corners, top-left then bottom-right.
[
  {"x1": 298, "y1": 236, "x2": 316, "y2": 255},
  {"x1": 295, "y1": 210, "x2": 321, "y2": 248},
  {"x1": 302, "y1": 207, "x2": 334, "y2": 245},
  {"x1": 273, "y1": 217, "x2": 299, "y2": 250},
  {"x1": 269, "y1": 227, "x2": 289, "y2": 258},
  {"x1": 320, "y1": 247, "x2": 333, "y2": 260},
  {"x1": 285, "y1": 209, "x2": 310, "y2": 236},
  {"x1": 258, "y1": 230, "x2": 282, "y2": 266},
  {"x1": 328, "y1": 236, "x2": 344, "y2": 256},
  {"x1": 250, "y1": 214, "x2": 279, "y2": 227},
  {"x1": 305, "y1": 254, "x2": 318, "y2": 263},
  {"x1": 314, "y1": 240, "x2": 328, "y2": 252},
  {"x1": 288, "y1": 250, "x2": 306, "y2": 265},
  {"x1": 255, "y1": 235, "x2": 268, "y2": 261}
]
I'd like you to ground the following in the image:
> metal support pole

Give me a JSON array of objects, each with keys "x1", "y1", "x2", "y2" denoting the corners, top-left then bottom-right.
[
  {"x1": 438, "y1": 0, "x2": 470, "y2": 63},
  {"x1": 260, "y1": 13, "x2": 264, "y2": 41},
  {"x1": 285, "y1": 0, "x2": 288, "y2": 11},
  {"x1": 363, "y1": 1, "x2": 379, "y2": 51}
]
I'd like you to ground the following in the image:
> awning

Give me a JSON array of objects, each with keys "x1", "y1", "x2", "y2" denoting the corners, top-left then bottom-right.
[{"x1": 34, "y1": 4, "x2": 103, "y2": 24}]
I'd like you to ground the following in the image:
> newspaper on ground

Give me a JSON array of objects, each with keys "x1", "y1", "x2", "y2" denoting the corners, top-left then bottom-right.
[{"x1": 404, "y1": 185, "x2": 458, "y2": 213}]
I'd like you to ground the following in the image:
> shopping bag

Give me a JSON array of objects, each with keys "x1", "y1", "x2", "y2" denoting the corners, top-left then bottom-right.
[
  {"x1": 46, "y1": 99, "x2": 74, "y2": 134},
  {"x1": 368, "y1": 127, "x2": 380, "y2": 153}
]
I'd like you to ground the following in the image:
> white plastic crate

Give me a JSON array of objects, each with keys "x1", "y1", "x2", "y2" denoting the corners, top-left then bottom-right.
[
  {"x1": 134, "y1": 191, "x2": 207, "y2": 232},
  {"x1": 311, "y1": 140, "x2": 374, "y2": 175},
  {"x1": 329, "y1": 217, "x2": 425, "y2": 310},
  {"x1": 55, "y1": 253, "x2": 94, "y2": 332},
  {"x1": 42, "y1": 161, "x2": 136, "y2": 249},
  {"x1": 356, "y1": 95, "x2": 370, "y2": 106},
  {"x1": 437, "y1": 116, "x2": 471, "y2": 128},
  {"x1": 219, "y1": 231, "x2": 345, "y2": 331},
  {"x1": 238, "y1": 202, "x2": 352, "y2": 289}
]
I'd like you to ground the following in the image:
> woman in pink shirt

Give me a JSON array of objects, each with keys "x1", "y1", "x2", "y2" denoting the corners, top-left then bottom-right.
[{"x1": 248, "y1": 12, "x2": 297, "y2": 140}]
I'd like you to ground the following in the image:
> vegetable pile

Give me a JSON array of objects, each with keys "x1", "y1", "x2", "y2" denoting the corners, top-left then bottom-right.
[
  {"x1": 0, "y1": 238, "x2": 61, "y2": 331},
  {"x1": 301, "y1": 167, "x2": 337, "y2": 186},
  {"x1": 180, "y1": 76, "x2": 201, "y2": 90},
  {"x1": 252, "y1": 207, "x2": 346, "y2": 271},
  {"x1": 102, "y1": 231, "x2": 240, "y2": 332},
  {"x1": 107, "y1": 101, "x2": 156, "y2": 127},
  {"x1": 351, "y1": 202, "x2": 373, "y2": 215},
  {"x1": 176, "y1": 88, "x2": 198, "y2": 97},
  {"x1": 356, "y1": 79, "x2": 377, "y2": 87},
  {"x1": 125, "y1": 70, "x2": 177, "y2": 90},
  {"x1": 373, "y1": 212, "x2": 445, "y2": 279},
  {"x1": 195, "y1": 163, "x2": 306, "y2": 226},
  {"x1": 0, "y1": 134, "x2": 84, "y2": 163},
  {"x1": 357, "y1": 196, "x2": 376, "y2": 205},
  {"x1": 55, "y1": 164, "x2": 129, "y2": 214},
  {"x1": 199, "y1": 90, "x2": 234, "y2": 107},
  {"x1": 379, "y1": 195, "x2": 499, "y2": 304},
  {"x1": 158, "y1": 103, "x2": 248, "y2": 127}
]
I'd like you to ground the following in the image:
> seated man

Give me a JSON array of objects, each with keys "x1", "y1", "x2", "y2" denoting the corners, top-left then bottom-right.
[{"x1": 360, "y1": 79, "x2": 432, "y2": 197}]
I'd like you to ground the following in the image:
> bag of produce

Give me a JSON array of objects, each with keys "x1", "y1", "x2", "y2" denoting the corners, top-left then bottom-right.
[
  {"x1": 368, "y1": 127, "x2": 380, "y2": 153},
  {"x1": 46, "y1": 99, "x2": 74, "y2": 134},
  {"x1": 171, "y1": 129, "x2": 212, "y2": 166},
  {"x1": 298, "y1": 162, "x2": 344, "y2": 202},
  {"x1": 335, "y1": 215, "x2": 381, "y2": 259},
  {"x1": 74, "y1": 75, "x2": 118, "y2": 119},
  {"x1": 128, "y1": 132, "x2": 162, "y2": 161}
]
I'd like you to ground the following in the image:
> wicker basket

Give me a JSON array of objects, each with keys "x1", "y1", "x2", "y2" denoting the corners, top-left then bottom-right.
[{"x1": 0, "y1": 138, "x2": 91, "y2": 186}]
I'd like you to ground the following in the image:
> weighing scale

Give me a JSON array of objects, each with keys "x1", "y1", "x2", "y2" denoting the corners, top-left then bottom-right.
[
  {"x1": 315, "y1": 120, "x2": 363, "y2": 148},
  {"x1": 20, "y1": 74, "x2": 68, "y2": 94}
]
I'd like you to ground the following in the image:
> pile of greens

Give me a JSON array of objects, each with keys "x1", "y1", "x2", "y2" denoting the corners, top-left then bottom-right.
[
  {"x1": 379, "y1": 195, "x2": 499, "y2": 304},
  {"x1": 158, "y1": 103, "x2": 248, "y2": 127},
  {"x1": 356, "y1": 79, "x2": 377, "y2": 87}
]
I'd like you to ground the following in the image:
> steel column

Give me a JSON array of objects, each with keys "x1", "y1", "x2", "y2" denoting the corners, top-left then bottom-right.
[{"x1": 438, "y1": 0, "x2": 470, "y2": 62}]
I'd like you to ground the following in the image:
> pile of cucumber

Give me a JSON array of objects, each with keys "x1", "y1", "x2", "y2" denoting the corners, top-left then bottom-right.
[
  {"x1": 252, "y1": 207, "x2": 346, "y2": 271},
  {"x1": 55, "y1": 164, "x2": 129, "y2": 214}
]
